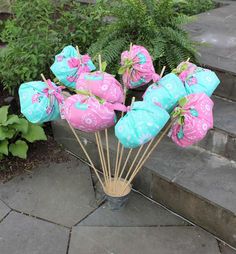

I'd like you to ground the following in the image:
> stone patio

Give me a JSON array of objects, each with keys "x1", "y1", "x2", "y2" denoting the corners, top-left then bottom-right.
[{"x1": 0, "y1": 156, "x2": 235, "y2": 253}]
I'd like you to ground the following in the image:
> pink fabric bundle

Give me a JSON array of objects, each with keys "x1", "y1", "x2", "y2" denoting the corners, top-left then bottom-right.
[
  {"x1": 64, "y1": 94, "x2": 125, "y2": 132},
  {"x1": 172, "y1": 61, "x2": 197, "y2": 82},
  {"x1": 171, "y1": 93, "x2": 214, "y2": 147},
  {"x1": 120, "y1": 45, "x2": 160, "y2": 89},
  {"x1": 76, "y1": 71, "x2": 124, "y2": 104}
]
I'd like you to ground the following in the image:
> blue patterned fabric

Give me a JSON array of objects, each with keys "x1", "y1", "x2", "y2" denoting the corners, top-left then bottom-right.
[
  {"x1": 184, "y1": 68, "x2": 220, "y2": 96},
  {"x1": 115, "y1": 101, "x2": 170, "y2": 148},
  {"x1": 143, "y1": 73, "x2": 187, "y2": 113},
  {"x1": 50, "y1": 45, "x2": 96, "y2": 88},
  {"x1": 19, "y1": 81, "x2": 61, "y2": 123}
]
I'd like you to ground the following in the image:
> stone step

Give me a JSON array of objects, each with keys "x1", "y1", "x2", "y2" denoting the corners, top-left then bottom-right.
[
  {"x1": 52, "y1": 119, "x2": 236, "y2": 248},
  {"x1": 185, "y1": 1, "x2": 236, "y2": 101},
  {"x1": 213, "y1": 69, "x2": 236, "y2": 101}
]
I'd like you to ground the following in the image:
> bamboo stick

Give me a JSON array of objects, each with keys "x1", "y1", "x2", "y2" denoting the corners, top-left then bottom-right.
[
  {"x1": 113, "y1": 96, "x2": 135, "y2": 188},
  {"x1": 97, "y1": 132, "x2": 109, "y2": 182},
  {"x1": 95, "y1": 132, "x2": 109, "y2": 186},
  {"x1": 67, "y1": 120, "x2": 105, "y2": 190},
  {"x1": 117, "y1": 148, "x2": 133, "y2": 181},
  {"x1": 122, "y1": 144, "x2": 143, "y2": 183},
  {"x1": 76, "y1": 45, "x2": 81, "y2": 59},
  {"x1": 105, "y1": 129, "x2": 111, "y2": 180},
  {"x1": 121, "y1": 120, "x2": 173, "y2": 194}
]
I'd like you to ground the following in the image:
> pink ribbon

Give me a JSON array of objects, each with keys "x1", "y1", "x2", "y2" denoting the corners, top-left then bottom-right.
[
  {"x1": 105, "y1": 102, "x2": 128, "y2": 112},
  {"x1": 68, "y1": 57, "x2": 81, "y2": 68},
  {"x1": 67, "y1": 55, "x2": 91, "y2": 76},
  {"x1": 43, "y1": 79, "x2": 65, "y2": 105}
]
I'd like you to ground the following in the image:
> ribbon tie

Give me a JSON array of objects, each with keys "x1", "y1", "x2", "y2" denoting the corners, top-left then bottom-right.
[{"x1": 43, "y1": 79, "x2": 65, "y2": 105}]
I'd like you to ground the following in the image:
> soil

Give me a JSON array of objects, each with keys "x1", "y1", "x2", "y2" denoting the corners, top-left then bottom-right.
[{"x1": 0, "y1": 136, "x2": 71, "y2": 183}]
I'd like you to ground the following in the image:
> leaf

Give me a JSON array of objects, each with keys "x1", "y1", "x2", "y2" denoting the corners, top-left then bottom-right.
[
  {"x1": 101, "y1": 61, "x2": 107, "y2": 72},
  {"x1": 0, "y1": 126, "x2": 15, "y2": 141},
  {"x1": 178, "y1": 116, "x2": 185, "y2": 125},
  {"x1": 0, "y1": 105, "x2": 9, "y2": 124},
  {"x1": 118, "y1": 66, "x2": 127, "y2": 75},
  {"x1": 2, "y1": 114, "x2": 20, "y2": 126},
  {"x1": 9, "y1": 140, "x2": 28, "y2": 159},
  {"x1": 0, "y1": 140, "x2": 9, "y2": 156},
  {"x1": 22, "y1": 123, "x2": 47, "y2": 143},
  {"x1": 11, "y1": 118, "x2": 29, "y2": 134},
  {"x1": 178, "y1": 97, "x2": 188, "y2": 107}
]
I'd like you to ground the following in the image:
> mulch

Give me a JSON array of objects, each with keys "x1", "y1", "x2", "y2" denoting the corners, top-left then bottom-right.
[{"x1": 0, "y1": 136, "x2": 71, "y2": 183}]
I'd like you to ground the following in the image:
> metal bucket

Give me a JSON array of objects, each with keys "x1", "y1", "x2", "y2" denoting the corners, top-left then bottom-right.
[{"x1": 104, "y1": 178, "x2": 131, "y2": 210}]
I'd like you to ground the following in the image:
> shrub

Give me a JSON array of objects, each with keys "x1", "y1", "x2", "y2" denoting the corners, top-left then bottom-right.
[
  {"x1": 173, "y1": 0, "x2": 215, "y2": 16},
  {"x1": 0, "y1": 105, "x2": 47, "y2": 159},
  {"x1": 0, "y1": 0, "x2": 106, "y2": 94},
  {"x1": 88, "y1": 0, "x2": 197, "y2": 74}
]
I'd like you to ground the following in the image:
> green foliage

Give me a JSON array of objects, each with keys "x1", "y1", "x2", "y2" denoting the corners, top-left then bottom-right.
[
  {"x1": 173, "y1": 0, "x2": 215, "y2": 16},
  {"x1": 0, "y1": 105, "x2": 47, "y2": 159},
  {"x1": 0, "y1": 0, "x2": 106, "y2": 94},
  {"x1": 0, "y1": 0, "x2": 198, "y2": 92},
  {"x1": 88, "y1": 0, "x2": 197, "y2": 74}
]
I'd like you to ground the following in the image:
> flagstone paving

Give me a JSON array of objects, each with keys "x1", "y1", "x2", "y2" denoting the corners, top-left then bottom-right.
[
  {"x1": 0, "y1": 156, "x2": 235, "y2": 254},
  {"x1": 0, "y1": 200, "x2": 10, "y2": 221},
  {"x1": 0, "y1": 157, "x2": 97, "y2": 227}
]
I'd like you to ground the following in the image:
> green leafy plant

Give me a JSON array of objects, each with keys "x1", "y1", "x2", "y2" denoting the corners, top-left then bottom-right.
[
  {"x1": 173, "y1": 0, "x2": 215, "y2": 16},
  {"x1": 88, "y1": 0, "x2": 197, "y2": 74},
  {"x1": 0, "y1": 0, "x2": 106, "y2": 94},
  {"x1": 0, "y1": 105, "x2": 47, "y2": 160}
]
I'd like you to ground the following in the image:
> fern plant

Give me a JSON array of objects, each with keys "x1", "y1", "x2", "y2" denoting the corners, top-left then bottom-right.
[{"x1": 88, "y1": 0, "x2": 197, "y2": 74}]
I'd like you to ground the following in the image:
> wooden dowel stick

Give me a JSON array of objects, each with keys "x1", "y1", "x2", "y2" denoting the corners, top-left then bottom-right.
[
  {"x1": 67, "y1": 122, "x2": 105, "y2": 190},
  {"x1": 98, "y1": 54, "x2": 102, "y2": 72},
  {"x1": 117, "y1": 148, "x2": 133, "y2": 181},
  {"x1": 132, "y1": 138, "x2": 154, "y2": 175},
  {"x1": 122, "y1": 144, "x2": 143, "y2": 183},
  {"x1": 114, "y1": 88, "x2": 127, "y2": 180},
  {"x1": 129, "y1": 42, "x2": 133, "y2": 53},
  {"x1": 76, "y1": 45, "x2": 81, "y2": 58},
  {"x1": 41, "y1": 73, "x2": 48, "y2": 86},
  {"x1": 97, "y1": 132, "x2": 109, "y2": 183},
  {"x1": 114, "y1": 96, "x2": 135, "y2": 186},
  {"x1": 186, "y1": 57, "x2": 190, "y2": 62},
  {"x1": 105, "y1": 129, "x2": 111, "y2": 181},
  {"x1": 120, "y1": 65, "x2": 167, "y2": 191},
  {"x1": 121, "y1": 121, "x2": 173, "y2": 194},
  {"x1": 160, "y1": 66, "x2": 166, "y2": 79},
  {"x1": 115, "y1": 145, "x2": 124, "y2": 179},
  {"x1": 95, "y1": 133, "x2": 109, "y2": 186}
]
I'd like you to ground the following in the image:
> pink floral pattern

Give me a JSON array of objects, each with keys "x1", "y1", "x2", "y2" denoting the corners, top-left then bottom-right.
[
  {"x1": 76, "y1": 72, "x2": 124, "y2": 104},
  {"x1": 121, "y1": 45, "x2": 160, "y2": 89},
  {"x1": 171, "y1": 93, "x2": 214, "y2": 147},
  {"x1": 64, "y1": 94, "x2": 117, "y2": 132}
]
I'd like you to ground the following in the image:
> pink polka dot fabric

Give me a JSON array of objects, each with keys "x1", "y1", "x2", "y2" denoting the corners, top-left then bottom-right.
[
  {"x1": 76, "y1": 71, "x2": 124, "y2": 104},
  {"x1": 171, "y1": 93, "x2": 214, "y2": 147},
  {"x1": 64, "y1": 94, "x2": 117, "y2": 132},
  {"x1": 121, "y1": 45, "x2": 160, "y2": 89}
]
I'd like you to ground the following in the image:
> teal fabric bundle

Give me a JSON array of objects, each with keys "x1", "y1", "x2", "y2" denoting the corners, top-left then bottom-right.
[
  {"x1": 50, "y1": 45, "x2": 96, "y2": 88},
  {"x1": 115, "y1": 101, "x2": 170, "y2": 148},
  {"x1": 184, "y1": 67, "x2": 220, "y2": 97},
  {"x1": 143, "y1": 73, "x2": 187, "y2": 113},
  {"x1": 19, "y1": 81, "x2": 62, "y2": 123}
]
